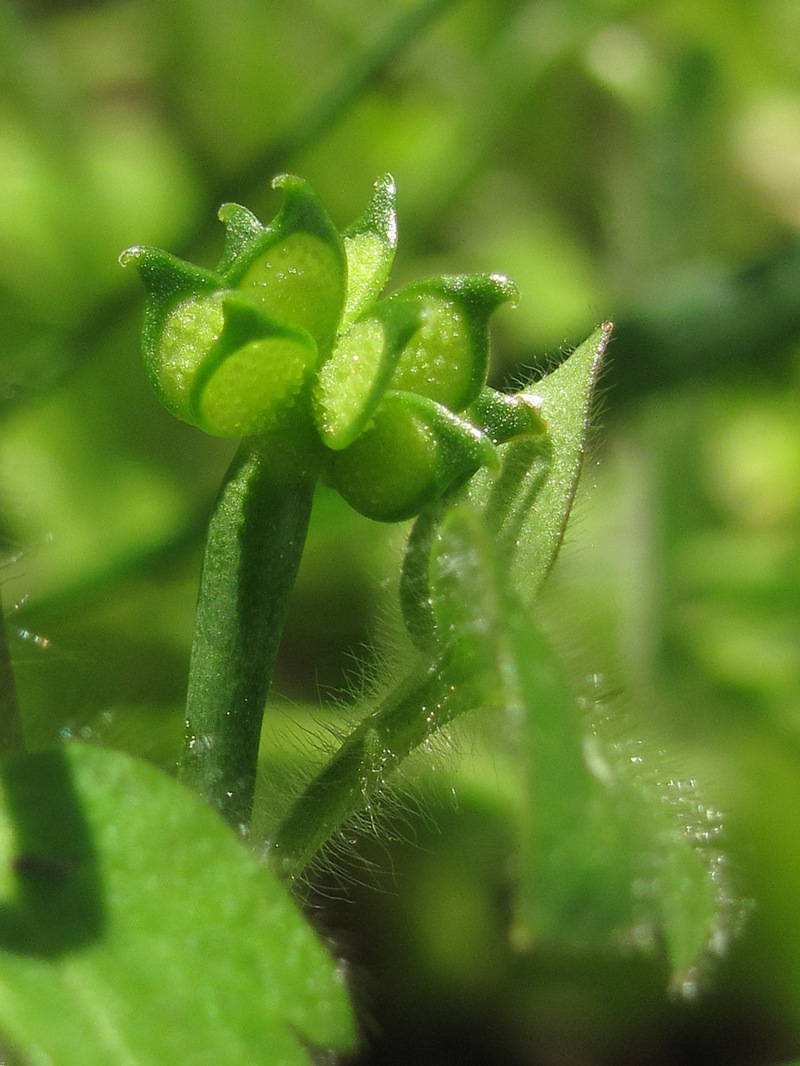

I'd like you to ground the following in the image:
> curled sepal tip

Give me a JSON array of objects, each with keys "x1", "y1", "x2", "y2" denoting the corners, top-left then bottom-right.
[
  {"x1": 325, "y1": 390, "x2": 497, "y2": 522},
  {"x1": 388, "y1": 273, "x2": 519, "y2": 413},
  {"x1": 215, "y1": 202, "x2": 266, "y2": 277}
]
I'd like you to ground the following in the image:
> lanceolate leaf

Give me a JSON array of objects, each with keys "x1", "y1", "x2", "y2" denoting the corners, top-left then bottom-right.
[
  {"x1": 426, "y1": 506, "x2": 736, "y2": 992},
  {"x1": 0, "y1": 744, "x2": 356, "y2": 1066},
  {"x1": 465, "y1": 322, "x2": 612, "y2": 604}
]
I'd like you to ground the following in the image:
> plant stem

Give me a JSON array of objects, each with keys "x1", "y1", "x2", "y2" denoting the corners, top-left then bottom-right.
[
  {"x1": 179, "y1": 433, "x2": 317, "y2": 828},
  {"x1": 0, "y1": 592, "x2": 24, "y2": 755},
  {"x1": 269, "y1": 660, "x2": 456, "y2": 878}
]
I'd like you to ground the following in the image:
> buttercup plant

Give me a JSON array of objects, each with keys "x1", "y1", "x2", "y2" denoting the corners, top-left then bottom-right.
[
  {"x1": 0, "y1": 172, "x2": 743, "y2": 1066},
  {"x1": 120, "y1": 174, "x2": 741, "y2": 989},
  {"x1": 120, "y1": 173, "x2": 541, "y2": 827}
]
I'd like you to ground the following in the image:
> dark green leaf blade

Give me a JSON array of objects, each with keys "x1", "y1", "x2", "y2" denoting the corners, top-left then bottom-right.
[{"x1": 0, "y1": 744, "x2": 356, "y2": 1065}]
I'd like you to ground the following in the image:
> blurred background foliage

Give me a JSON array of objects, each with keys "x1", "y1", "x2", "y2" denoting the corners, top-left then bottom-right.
[{"x1": 1, "y1": 0, "x2": 800, "y2": 1062}]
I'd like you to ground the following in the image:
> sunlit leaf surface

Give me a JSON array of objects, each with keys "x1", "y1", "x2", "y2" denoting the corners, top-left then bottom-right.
[{"x1": 0, "y1": 744, "x2": 355, "y2": 1066}]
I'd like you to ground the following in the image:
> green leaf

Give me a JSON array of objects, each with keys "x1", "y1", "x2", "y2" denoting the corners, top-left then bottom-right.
[
  {"x1": 388, "y1": 274, "x2": 518, "y2": 411},
  {"x1": 340, "y1": 174, "x2": 398, "y2": 332},
  {"x1": 0, "y1": 744, "x2": 356, "y2": 1065},
  {"x1": 325, "y1": 390, "x2": 496, "y2": 522},
  {"x1": 465, "y1": 322, "x2": 611, "y2": 604},
  {"x1": 427, "y1": 505, "x2": 734, "y2": 992},
  {"x1": 313, "y1": 298, "x2": 419, "y2": 451}
]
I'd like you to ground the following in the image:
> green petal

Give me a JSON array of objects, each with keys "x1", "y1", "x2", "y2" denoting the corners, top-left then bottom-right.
[
  {"x1": 225, "y1": 175, "x2": 346, "y2": 355},
  {"x1": 340, "y1": 174, "x2": 398, "y2": 331},
  {"x1": 325, "y1": 390, "x2": 496, "y2": 522},
  {"x1": 388, "y1": 273, "x2": 518, "y2": 411},
  {"x1": 313, "y1": 297, "x2": 419, "y2": 451}
]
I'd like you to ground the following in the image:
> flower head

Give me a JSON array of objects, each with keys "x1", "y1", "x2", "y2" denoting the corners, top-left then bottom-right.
[{"x1": 121, "y1": 175, "x2": 542, "y2": 520}]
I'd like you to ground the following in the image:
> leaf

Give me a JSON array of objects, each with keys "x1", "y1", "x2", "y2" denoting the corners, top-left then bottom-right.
[
  {"x1": 426, "y1": 505, "x2": 735, "y2": 992},
  {"x1": 388, "y1": 274, "x2": 518, "y2": 412},
  {"x1": 465, "y1": 322, "x2": 611, "y2": 604},
  {"x1": 400, "y1": 324, "x2": 608, "y2": 654},
  {"x1": 0, "y1": 744, "x2": 356, "y2": 1066}
]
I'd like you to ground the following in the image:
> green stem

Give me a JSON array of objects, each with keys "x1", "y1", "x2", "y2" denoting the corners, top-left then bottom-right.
[
  {"x1": 0, "y1": 591, "x2": 24, "y2": 755},
  {"x1": 179, "y1": 434, "x2": 317, "y2": 828},
  {"x1": 269, "y1": 660, "x2": 456, "y2": 879}
]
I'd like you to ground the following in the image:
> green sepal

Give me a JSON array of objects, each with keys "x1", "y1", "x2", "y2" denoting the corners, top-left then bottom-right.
[
  {"x1": 313, "y1": 296, "x2": 420, "y2": 451},
  {"x1": 187, "y1": 294, "x2": 319, "y2": 438},
  {"x1": 224, "y1": 174, "x2": 347, "y2": 354},
  {"x1": 388, "y1": 273, "x2": 519, "y2": 411},
  {"x1": 324, "y1": 390, "x2": 497, "y2": 522},
  {"x1": 340, "y1": 174, "x2": 398, "y2": 332},
  {"x1": 119, "y1": 244, "x2": 224, "y2": 393},
  {"x1": 215, "y1": 202, "x2": 267, "y2": 278},
  {"x1": 466, "y1": 386, "x2": 547, "y2": 444}
]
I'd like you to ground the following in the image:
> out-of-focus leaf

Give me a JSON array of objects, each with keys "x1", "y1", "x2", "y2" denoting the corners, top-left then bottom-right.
[
  {"x1": 427, "y1": 505, "x2": 735, "y2": 992},
  {"x1": 0, "y1": 744, "x2": 355, "y2": 1066}
]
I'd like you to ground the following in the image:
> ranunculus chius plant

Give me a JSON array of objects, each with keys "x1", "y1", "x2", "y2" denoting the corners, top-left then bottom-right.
[
  {"x1": 120, "y1": 174, "x2": 545, "y2": 826},
  {"x1": 114, "y1": 172, "x2": 740, "y2": 1026}
]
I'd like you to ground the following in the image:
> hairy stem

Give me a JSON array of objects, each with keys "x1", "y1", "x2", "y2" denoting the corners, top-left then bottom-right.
[
  {"x1": 269, "y1": 659, "x2": 465, "y2": 878},
  {"x1": 179, "y1": 434, "x2": 317, "y2": 827}
]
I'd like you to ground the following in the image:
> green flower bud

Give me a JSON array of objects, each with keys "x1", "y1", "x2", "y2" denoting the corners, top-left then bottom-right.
[{"x1": 122, "y1": 174, "x2": 519, "y2": 520}]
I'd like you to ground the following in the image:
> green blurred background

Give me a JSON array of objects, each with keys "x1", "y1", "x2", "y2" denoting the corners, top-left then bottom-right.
[{"x1": 1, "y1": 0, "x2": 800, "y2": 1062}]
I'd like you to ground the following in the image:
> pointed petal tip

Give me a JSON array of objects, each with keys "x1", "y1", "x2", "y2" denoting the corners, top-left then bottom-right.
[{"x1": 118, "y1": 246, "x2": 145, "y2": 268}]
